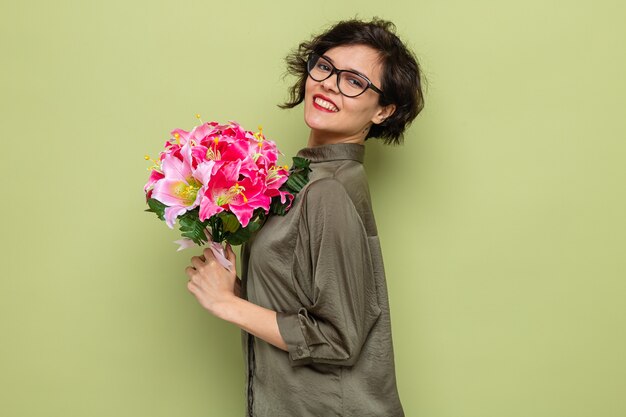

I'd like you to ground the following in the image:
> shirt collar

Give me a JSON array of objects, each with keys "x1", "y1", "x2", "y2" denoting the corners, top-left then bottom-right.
[{"x1": 296, "y1": 143, "x2": 365, "y2": 163}]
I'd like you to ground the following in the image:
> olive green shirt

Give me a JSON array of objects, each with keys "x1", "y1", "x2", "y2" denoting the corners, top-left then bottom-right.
[{"x1": 240, "y1": 143, "x2": 404, "y2": 417}]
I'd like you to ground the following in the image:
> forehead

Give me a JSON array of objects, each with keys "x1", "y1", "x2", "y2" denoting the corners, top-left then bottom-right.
[{"x1": 322, "y1": 44, "x2": 383, "y2": 82}]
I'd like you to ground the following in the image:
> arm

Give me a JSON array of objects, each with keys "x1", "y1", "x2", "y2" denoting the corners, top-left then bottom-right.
[
  {"x1": 220, "y1": 297, "x2": 288, "y2": 351},
  {"x1": 185, "y1": 244, "x2": 288, "y2": 352},
  {"x1": 275, "y1": 178, "x2": 382, "y2": 366}
]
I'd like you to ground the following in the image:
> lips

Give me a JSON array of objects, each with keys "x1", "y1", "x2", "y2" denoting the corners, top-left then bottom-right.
[{"x1": 313, "y1": 94, "x2": 339, "y2": 112}]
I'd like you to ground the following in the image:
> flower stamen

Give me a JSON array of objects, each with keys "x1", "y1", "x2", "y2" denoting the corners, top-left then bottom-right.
[
  {"x1": 174, "y1": 177, "x2": 201, "y2": 205},
  {"x1": 216, "y1": 182, "x2": 249, "y2": 205},
  {"x1": 144, "y1": 154, "x2": 161, "y2": 171}
]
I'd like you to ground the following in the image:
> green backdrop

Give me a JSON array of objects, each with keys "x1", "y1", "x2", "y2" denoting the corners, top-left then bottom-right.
[{"x1": 1, "y1": 1, "x2": 625, "y2": 416}]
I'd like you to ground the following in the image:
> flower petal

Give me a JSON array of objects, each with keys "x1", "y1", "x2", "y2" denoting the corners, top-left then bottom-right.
[
  {"x1": 164, "y1": 205, "x2": 188, "y2": 228},
  {"x1": 198, "y1": 193, "x2": 224, "y2": 221}
]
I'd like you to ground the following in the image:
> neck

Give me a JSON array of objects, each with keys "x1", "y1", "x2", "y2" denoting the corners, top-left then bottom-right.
[{"x1": 307, "y1": 127, "x2": 369, "y2": 148}]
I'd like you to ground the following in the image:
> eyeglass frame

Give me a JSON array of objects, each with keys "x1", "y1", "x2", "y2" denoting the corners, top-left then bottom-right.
[{"x1": 306, "y1": 53, "x2": 385, "y2": 98}]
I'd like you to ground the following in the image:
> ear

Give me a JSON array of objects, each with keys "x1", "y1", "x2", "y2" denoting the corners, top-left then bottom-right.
[{"x1": 371, "y1": 103, "x2": 396, "y2": 125}]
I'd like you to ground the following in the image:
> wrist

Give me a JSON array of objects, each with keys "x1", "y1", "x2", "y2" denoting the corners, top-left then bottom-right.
[{"x1": 213, "y1": 295, "x2": 243, "y2": 323}]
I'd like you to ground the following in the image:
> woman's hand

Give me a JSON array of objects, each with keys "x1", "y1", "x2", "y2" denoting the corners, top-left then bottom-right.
[
  {"x1": 185, "y1": 243, "x2": 240, "y2": 319},
  {"x1": 185, "y1": 243, "x2": 287, "y2": 351}
]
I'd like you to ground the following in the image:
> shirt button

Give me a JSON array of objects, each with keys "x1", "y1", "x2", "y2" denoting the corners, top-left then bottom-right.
[{"x1": 296, "y1": 346, "x2": 303, "y2": 356}]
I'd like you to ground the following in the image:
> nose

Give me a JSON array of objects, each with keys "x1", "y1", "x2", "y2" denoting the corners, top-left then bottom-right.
[{"x1": 321, "y1": 72, "x2": 340, "y2": 94}]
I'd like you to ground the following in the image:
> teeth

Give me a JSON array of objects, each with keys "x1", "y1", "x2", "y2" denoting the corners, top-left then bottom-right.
[{"x1": 314, "y1": 97, "x2": 339, "y2": 112}]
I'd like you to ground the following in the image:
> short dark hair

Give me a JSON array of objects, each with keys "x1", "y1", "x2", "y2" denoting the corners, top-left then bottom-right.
[{"x1": 280, "y1": 18, "x2": 425, "y2": 145}]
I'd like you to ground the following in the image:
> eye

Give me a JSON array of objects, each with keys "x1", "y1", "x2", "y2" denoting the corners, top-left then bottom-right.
[
  {"x1": 346, "y1": 76, "x2": 365, "y2": 89},
  {"x1": 316, "y1": 62, "x2": 331, "y2": 72}
]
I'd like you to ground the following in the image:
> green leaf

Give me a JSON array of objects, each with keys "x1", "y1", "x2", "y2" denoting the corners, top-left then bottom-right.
[
  {"x1": 291, "y1": 156, "x2": 310, "y2": 170},
  {"x1": 283, "y1": 157, "x2": 312, "y2": 193},
  {"x1": 270, "y1": 195, "x2": 288, "y2": 216},
  {"x1": 146, "y1": 198, "x2": 167, "y2": 221},
  {"x1": 246, "y1": 215, "x2": 264, "y2": 232},
  {"x1": 218, "y1": 212, "x2": 240, "y2": 234},
  {"x1": 178, "y1": 209, "x2": 209, "y2": 246},
  {"x1": 224, "y1": 210, "x2": 266, "y2": 246},
  {"x1": 226, "y1": 228, "x2": 252, "y2": 246}
]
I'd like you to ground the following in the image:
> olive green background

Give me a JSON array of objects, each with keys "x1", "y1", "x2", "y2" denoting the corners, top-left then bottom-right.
[{"x1": 1, "y1": 0, "x2": 625, "y2": 416}]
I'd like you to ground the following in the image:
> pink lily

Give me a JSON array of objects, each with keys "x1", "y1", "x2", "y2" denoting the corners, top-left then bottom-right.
[
  {"x1": 198, "y1": 161, "x2": 270, "y2": 227},
  {"x1": 151, "y1": 145, "x2": 215, "y2": 228},
  {"x1": 144, "y1": 169, "x2": 165, "y2": 193},
  {"x1": 264, "y1": 165, "x2": 293, "y2": 208}
]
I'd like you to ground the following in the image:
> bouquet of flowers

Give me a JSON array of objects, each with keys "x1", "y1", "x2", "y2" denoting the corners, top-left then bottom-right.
[{"x1": 144, "y1": 118, "x2": 310, "y2": 268}]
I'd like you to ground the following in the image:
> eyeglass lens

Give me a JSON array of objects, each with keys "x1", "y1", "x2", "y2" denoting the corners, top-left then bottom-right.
[{"x1": 307, "y1": 55, "x2": 370, "y2": 97}]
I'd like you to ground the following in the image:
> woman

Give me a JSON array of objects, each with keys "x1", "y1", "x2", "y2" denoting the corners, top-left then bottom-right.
[{"x1": 185, "y1": 18, "x2": 425, "y2": 417}]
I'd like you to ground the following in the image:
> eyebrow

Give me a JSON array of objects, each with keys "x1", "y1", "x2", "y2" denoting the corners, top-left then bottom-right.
[{"x1": 321, "y1": 54, "x2": 371, "y2": 80}]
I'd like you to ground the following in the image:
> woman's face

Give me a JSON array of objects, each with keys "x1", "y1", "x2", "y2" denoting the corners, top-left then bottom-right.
[{"x1": 303, "y1": 44, "x2": 395, "y2": 146}]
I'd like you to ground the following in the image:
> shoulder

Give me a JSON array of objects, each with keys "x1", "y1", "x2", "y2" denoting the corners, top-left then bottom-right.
[
  {"x1": 298, "y1": 178, "x2": 368, "y2": 245},
  {"x1": 299, "y1": 162, "x2": 378, "y2": 236},
  {"x1": 304, "y1": 162, "x2": 370, "y2": 202},
  {"x1": 302, "y1": 177, "x2": 351, "y2": 210},
  {"x1": 334, "y1": 160, "x2": 369, "y2": 191},
  {"x1": 304, "y1": 177, "x2": 350, "y2": 199}
]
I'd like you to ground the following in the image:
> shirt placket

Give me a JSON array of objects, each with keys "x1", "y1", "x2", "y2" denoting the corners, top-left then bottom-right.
[{"x1": 246, "y1": 332, "x2": 256, "y2": 416}]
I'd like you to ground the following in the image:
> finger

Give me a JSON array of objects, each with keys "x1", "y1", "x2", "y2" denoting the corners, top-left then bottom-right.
[
  {"x1": 225, "y1": 243, "x2": 237, "y2": 274},
  {"x1": 225, "y1": 243, "x2": 236, "y2": 262},
  {"x1": 203, "y1": 247, "x2": 216, "y2": 261},
  {"x1": 190, "y1": 256, "x2": 204, "y2": 269},
  {"x1": 187, "y1": 280, "x2": 199, "y2": 294},
  {"x1": 184, "y1": 266, "x2": 197, "y2": 278}
]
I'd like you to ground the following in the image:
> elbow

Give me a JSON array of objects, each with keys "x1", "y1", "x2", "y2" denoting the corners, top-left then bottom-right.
[
  {"x1": 305, "y1": 339, "x2": 364, "y2": 367},
  {"x1": 278, "y1": 308, "x2": 378, "y2": 368}
]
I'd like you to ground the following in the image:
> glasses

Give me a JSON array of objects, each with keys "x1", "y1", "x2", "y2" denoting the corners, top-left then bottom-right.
[{"x1": 306, "y1": 53, "x2": 384, "y2": 98}]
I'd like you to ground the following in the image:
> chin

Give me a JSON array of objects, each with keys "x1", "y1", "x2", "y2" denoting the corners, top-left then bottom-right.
[{"x1": 303, "y1": 112, "x2": 328, "y2": 132}]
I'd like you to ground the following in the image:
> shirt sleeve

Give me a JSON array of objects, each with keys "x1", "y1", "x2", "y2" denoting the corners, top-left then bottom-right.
[{"x1": 276, "y1": 177, "x2": 382, "y2": 367}]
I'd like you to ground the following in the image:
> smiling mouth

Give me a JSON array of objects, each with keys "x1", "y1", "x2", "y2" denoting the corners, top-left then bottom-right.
[{"x1": 313, "y1": 96, "x2": 339, "y2": 112}]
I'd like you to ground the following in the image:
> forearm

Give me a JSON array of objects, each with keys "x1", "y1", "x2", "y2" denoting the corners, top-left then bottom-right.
[{"x1": 217, "y1": 297, "x2": 288, "y2": 352}]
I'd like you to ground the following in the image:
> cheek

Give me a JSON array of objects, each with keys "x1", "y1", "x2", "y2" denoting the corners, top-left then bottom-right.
[
  {"x1": 304, "y1": 77, "x2": 315, "y2": 98},
  {"x1": 349, "y1": 97, "x2": 381, "y2": 119},
  {"x1": 303, "y1": 83, "x2": 313, "y2": 110}
]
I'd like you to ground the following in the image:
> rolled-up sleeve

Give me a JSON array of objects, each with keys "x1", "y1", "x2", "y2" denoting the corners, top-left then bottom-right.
[{"x1": 276, "y1": 178, "x2": 382, "y2": 367}]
